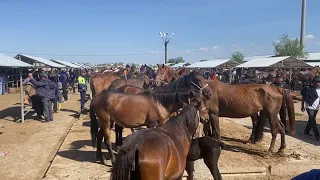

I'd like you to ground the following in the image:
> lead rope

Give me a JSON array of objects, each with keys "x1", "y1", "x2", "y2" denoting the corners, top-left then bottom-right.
[{"x1": 194, "y1": 110, "x2": 201, "y2": 139}]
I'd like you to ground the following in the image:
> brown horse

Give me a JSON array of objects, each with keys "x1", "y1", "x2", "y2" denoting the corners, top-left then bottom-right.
[
  {"x1": 108, "y1": 75, "x2": 151, "y2": 91},
  {"x1": 155, "y1": 64, "x2": 179, "y2": 86},
  {"x1": 111, "y1": 104, "x2": 205, "y2": 180},
  {"x1": 113, "y1": 87, "x2": 209, "y2": 147},
  {"x1": 90, "y1": 88, "x2": 208, "y2": 164},
  {"x1": 90, "y1": 73, "x2": 120, "y2": 97},
  {"x1": 156, "y1": 71, "x2": 295, "y2": 155}
]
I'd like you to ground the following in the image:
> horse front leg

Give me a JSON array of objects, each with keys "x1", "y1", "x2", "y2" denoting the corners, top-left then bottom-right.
[{"x1": 210, "y1": 113, "x2": 221, "y2": 142}]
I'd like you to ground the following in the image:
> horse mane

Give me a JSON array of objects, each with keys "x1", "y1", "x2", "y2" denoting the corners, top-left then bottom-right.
[
  {"x1": 165, "y1": 104, "x2": 198, "y2": 138},
  {"x1": 168, "y1": 71, "x2": 201, "y2": 89},
  {"x1": 140, "y1": 89, "x2": 191, "y2": 107}
]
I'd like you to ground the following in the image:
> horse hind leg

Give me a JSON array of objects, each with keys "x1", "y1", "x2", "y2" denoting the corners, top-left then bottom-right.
[
  {"x1": 185, "y1": 161, "x2": 195, "y2": 180},
  {"x1": 265, "y1": 113, "x2": 279, "y2": 157},
  {"x1": 203, "y1": 148, "x2": 222, "y2": 180},
  {"x1": 247, "y1": 114, "x2": 259, "y2": 144},
  {"x1": 277, "y1": 120, "x2": 286, "y2": 155},
  {"x1": 96, "y1": 128, "x2": 104, "y2": 163},
  {"x1": 101, "y1": 125, "x2": 116, "y2": 164}
]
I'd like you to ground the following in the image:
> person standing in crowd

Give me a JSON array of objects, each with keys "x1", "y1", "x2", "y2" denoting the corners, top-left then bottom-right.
[
  {"x1": 78, "y1": 70, "x2": 87, "y2": 112},
  {"x1": 69, "y1": 68, "x2": 76, "y2": 93},
  {"x1": 301, "y1": 78, "x2": 320, "y2": 140},
  {"x1": 59, "y1": 70, "x2": 68, "y2": 102},
  {"x1": 29, "y1": 73, "x2": 55, "y2": 122}
]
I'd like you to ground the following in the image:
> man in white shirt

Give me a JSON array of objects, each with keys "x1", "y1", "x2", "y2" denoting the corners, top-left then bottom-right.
[{"x1": 301, "y1": 78, "x2": 320, "y2": 140}]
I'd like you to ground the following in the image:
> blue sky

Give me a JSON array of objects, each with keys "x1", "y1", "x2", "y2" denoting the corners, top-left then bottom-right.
[{"x1": 0, "y1": 0, "x2": 319, "y2": 64}]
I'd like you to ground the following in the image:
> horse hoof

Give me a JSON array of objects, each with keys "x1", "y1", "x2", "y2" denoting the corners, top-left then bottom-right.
[
  {"x1": 276, "y1": 149, "x2": 285, "y2": 157},
  {"x1": 264, "y1": 151, "x2": 272, "y2": 159}
]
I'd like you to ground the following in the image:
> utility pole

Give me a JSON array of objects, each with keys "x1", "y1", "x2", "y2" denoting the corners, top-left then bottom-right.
[
  {"x1": 300, "y1": 0, "x2": 306, "y2": 48},
  {"x1": 159, "y1": 32, "x2": 174, "y2": 64}
]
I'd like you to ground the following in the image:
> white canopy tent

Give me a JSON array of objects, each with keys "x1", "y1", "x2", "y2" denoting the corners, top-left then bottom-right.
[
  {"x1": 187, "y1": 59, "x2": 240, "y2": 69},
  {"x1": 15, "y1": 54, "x2": 65, "y2": 69},
  {"x1": 51, "y1": 59, "x2": 82, "y2": 69},
  {"x1": 0, "y1": 53, "x2": 33, "y2": 123}
]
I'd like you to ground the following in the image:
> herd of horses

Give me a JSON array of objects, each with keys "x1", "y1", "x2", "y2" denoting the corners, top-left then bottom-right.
[{"x1": 88, "y1": 64, "x2": 301, "y2": 180}]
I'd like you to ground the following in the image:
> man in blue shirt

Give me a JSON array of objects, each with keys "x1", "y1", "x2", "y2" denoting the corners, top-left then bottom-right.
[{"x1": 58, "y1": 70, "x2": 68, "y2": 101}]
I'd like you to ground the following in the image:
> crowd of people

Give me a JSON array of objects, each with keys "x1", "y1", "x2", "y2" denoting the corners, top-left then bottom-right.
[{"x1": 23, "y1": 68, "x2": 88, "y2": 123}]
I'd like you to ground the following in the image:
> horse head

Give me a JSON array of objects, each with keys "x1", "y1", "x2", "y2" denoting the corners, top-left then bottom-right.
[
  {"x1": 188, "y1": 90, "x2": 209, "y2": 123},
  {"x1": 155, "y1": 65, "x2": 178, "y2": 86},
  {"x1": 189, "y1": 71, "x2": 213, "y2": 100}
]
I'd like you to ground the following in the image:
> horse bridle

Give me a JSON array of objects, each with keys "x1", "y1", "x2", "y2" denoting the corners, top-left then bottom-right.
[{"x1": 191, "y1": 81, "x2": 209, "y2": 94}]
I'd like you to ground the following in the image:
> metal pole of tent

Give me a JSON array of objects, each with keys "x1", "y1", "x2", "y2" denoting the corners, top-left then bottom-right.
[
  {"x1": 20, "y1": 68, "x2": 24, "y2": 123},
  {"x1": 229, "y1": 66, "x2": 232, "y2": 84}
]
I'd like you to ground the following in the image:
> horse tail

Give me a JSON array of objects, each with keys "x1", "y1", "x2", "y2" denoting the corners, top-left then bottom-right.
[
  {"x1": 90, "y1": 101, "x2": 98, "y2": 148},
  {"x1": 283, "y1": 89, "x2": 296, "y2": 134},
  {"x1": 111, "y1": 145, "x2": 138, "y2": 180},
  {"x1": 254, "y1": 110, "x2": 267, "y2": 143}
]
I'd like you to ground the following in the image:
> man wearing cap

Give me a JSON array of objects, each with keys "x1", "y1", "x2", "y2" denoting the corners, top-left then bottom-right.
[
  {"x1": 78, "y1": 71, "x2": 87, "y2": 112},
  {"x1": 301, "y1": 78, "x2": 320, "y2": 140},
  {"x1": 29, "y1": 72, "x2": 56, "y2": 122}
]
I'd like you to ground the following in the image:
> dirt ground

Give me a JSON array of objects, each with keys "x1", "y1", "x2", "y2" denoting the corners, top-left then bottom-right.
[{"x1": 1, "y1": 92, "x2": 320, "y2": 180}]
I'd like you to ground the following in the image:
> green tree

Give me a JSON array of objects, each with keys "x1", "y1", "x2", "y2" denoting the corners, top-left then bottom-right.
[
  {"x1": 168, "y1": 58, "x2": 175, "y2": 63},
  {"x1": 231, "y1": 51, "x2": 244, "y2": 63},
  {"x1": 273, "y1": 33, "x2": 308, "y2": 58},
  {"x1": 176, "y1": 56, "x2": 185, "y2": 63}
]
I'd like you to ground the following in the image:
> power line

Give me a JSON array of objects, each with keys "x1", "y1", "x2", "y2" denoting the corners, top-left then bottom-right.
[{"x1": 0, "y1": 50, "x2": 162, "y2": 57}]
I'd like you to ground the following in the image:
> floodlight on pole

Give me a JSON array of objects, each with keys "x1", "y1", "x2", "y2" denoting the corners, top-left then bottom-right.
[{"x1": 159, "y1": 32, "x2": 174, "y2": 64}]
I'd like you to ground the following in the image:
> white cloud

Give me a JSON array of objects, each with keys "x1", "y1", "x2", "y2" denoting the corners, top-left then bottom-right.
[
  {"x1": 232, "y1": 44, "x2": 239, "y2": 48},
  {"x1": 212, "y1": 46, "x2": 219, "y2": 50},
  {"x1": 199, "y1": 47, "x2": 210, "y2": 52},
  {"x1": 315, "y1": 43, "x2": 320, "y2": 45},
  {"x1": 151, "y1": 51, "x2": 161, "y2": 54},
  {"x1": 305, "y1": 34, "x2": 315, "y2": 39}
]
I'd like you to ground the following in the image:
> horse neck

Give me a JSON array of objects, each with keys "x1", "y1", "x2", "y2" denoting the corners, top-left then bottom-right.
[{"x1": 151, "y1": 101, "x2": 169, "y2": 124}]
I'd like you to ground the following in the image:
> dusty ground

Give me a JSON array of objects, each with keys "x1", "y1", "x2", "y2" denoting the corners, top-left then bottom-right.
[
  {"x1": 0, "y1": 93, "x2": 80, "y2": 180},
  {"x1": 1, "y1": 92, "x2": 319, "y2": 180}
]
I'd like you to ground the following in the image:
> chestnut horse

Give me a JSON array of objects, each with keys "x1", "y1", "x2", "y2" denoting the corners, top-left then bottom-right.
[
  {"x1": 111, "y1": 104, "x2": 204, "y2": 180},
  {"x1": 156, "y1": 71, "x2": 295, "y2": 155},
  {"x1": 90, "y1": 73, "x2": 120, "y2": 97},
  {"x1": 108, "y1": 75, "x2": 151, "y2": 91},
  {"x1": 90, "y1": 89, "x2": 208, "y2": 164}
]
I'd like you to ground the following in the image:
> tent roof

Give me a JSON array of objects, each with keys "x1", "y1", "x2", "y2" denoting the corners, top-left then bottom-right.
[
  {"x1": 71, "y1": 62, "x2": 91, "y2": 69},
  {"x1": 16, "y1": 54, "x2": 65, "y2": 68},
  {"x1": 236, "y1": 56, "x2": 312, "y2": 68},
  {"x1": 51, "y1": 59, "x2": 82, "y2": 68},
  {"x1": 0, "y1": 53, "x2": 32, "y2": 68},
  {"x1": 187, "y1": 59, "x2": 240, "y2": 68},
  {"x1": 301, "y1": 52, "x2": 320, "y2": 61},
  {"x1": 172, "y1": 63, "x2": 188, "y2": 68}
]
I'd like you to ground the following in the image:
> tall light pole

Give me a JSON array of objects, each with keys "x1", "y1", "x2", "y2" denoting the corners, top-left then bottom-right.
[
  {"x1": 300, "y1": 0, "x2": 306, "y2": 48},
  {"x1": 159, "y1": 32, "x2": 174, "y2": 64}
]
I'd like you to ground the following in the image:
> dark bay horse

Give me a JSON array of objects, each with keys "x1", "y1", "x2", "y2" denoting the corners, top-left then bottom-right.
[
  {"x1": 111, "y1": 104, "x2": 204, "y2": 180},
  {"x1": 186, "y1": 136, "x2": 224, "y2": 180},
  {"x1": 156, "y1": 71, "x2": 295, "y2": 156}
]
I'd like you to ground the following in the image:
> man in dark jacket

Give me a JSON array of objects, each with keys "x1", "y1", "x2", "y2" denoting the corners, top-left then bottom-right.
[
  {"x1": 29, "y1": 73, "x2": 55, "y2": 122},
  {"x1": 301, "y1": 78, "x2": 320, "y2": 140},
  {"x1": 58, "y1": 70, "x2": 68, "y2": 101}
]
